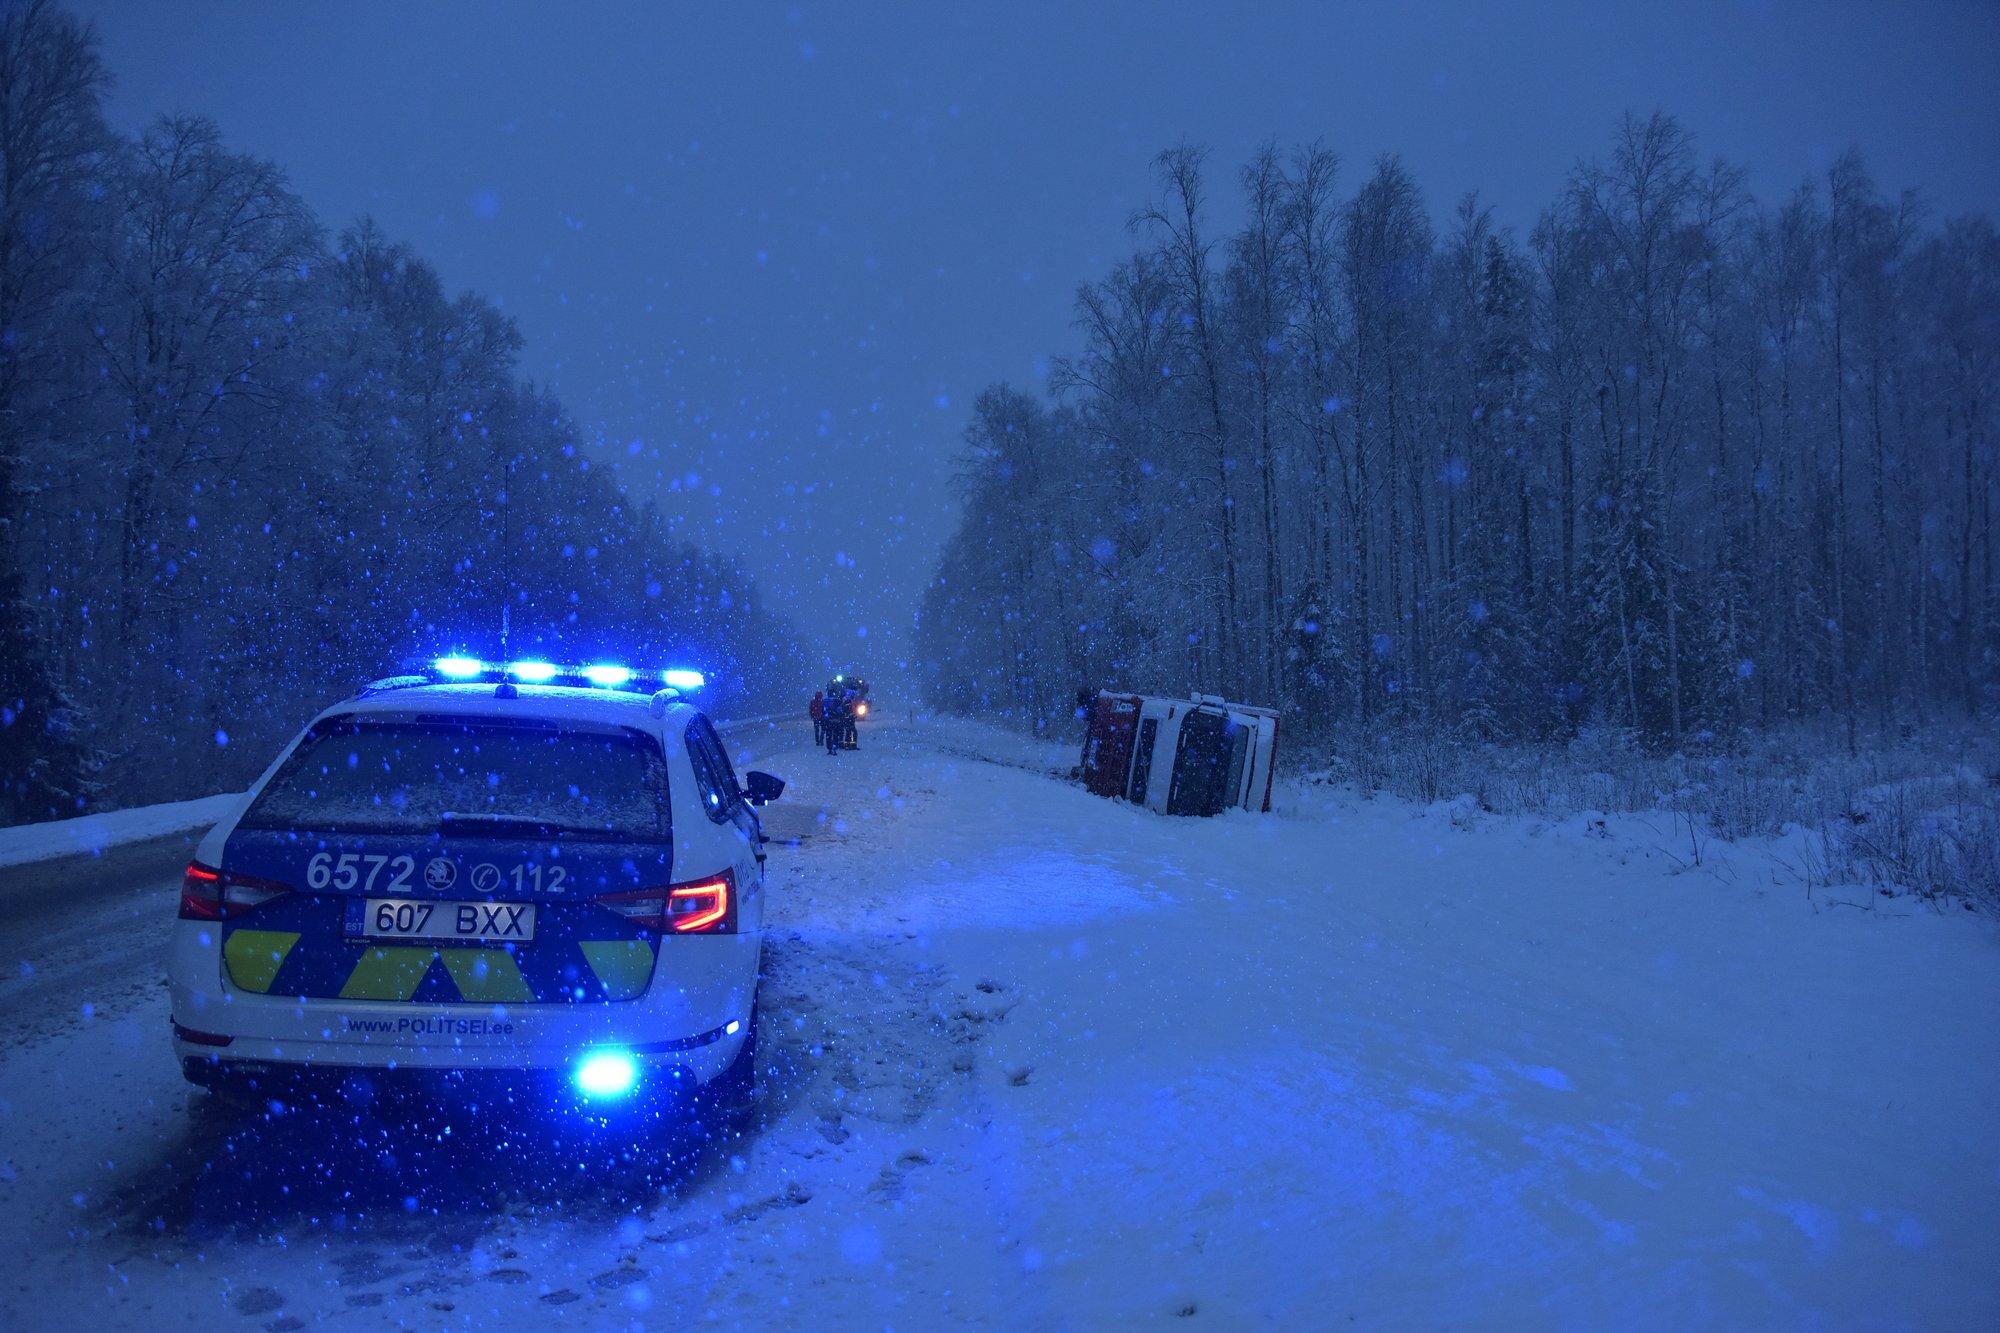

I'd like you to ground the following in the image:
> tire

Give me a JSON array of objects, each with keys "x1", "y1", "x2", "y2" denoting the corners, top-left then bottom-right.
[{"x1": 702, "y1": 1003, "x2": 759, "y2": 1131}]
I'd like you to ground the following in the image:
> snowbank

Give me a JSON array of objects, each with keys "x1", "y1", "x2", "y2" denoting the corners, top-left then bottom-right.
[
  {"x1": 0, "y1": 792, "x2": 243, "y2": 869},
  {"x1": 1303, "y1": 721, "x2": 2000, "y2": 911}
]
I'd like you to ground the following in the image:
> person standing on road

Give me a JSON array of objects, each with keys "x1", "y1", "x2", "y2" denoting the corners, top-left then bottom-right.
[
  {"x1": 822, "y1": 691, "x2": 847, "y2": 756},
  {"x1": 810, "y1": 690, "x2": 825, "y2": 747}
]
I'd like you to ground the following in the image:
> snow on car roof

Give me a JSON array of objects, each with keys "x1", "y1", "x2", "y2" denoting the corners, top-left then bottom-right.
[{"x1": 323, "y1": 682, "x2": 689, "y2": 731}]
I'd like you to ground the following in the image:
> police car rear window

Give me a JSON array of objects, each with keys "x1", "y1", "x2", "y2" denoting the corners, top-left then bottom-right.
[{"x1": 239, "y1": 718, "x2": 671, "y2": 842}]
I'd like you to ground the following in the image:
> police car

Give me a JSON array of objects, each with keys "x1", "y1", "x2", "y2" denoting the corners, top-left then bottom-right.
[{"x1": 168, "y1": 659, "x2": 784, "y2": 1115}]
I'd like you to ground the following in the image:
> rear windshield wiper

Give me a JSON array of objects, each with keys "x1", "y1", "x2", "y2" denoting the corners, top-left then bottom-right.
[{"x1": 438, "y1": 811, "x2": 608, "y2": 840}]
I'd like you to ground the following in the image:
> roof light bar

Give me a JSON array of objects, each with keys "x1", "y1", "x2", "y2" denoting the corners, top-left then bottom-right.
[{"x1": 400, "y1": 660, "x2": 706, "y2": 693}]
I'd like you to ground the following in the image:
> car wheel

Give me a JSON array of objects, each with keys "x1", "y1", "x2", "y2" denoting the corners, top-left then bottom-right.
[{"x1": 702, "y1": 1003, "x2": 760, "y2": 1132}]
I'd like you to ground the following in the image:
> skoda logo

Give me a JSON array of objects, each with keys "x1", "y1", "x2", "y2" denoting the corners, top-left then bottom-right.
[{"x1": 424, "y1": 857, "x2": 457, "y2": 891}]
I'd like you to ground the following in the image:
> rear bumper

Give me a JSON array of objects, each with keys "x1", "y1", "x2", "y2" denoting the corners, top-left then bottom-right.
[
  {"x1": 176, "y1": 1049, "x2": 724, "y2": 1116},
  {"x1": 167, "y1": 919, "x2": 757, "y2": 1086}
]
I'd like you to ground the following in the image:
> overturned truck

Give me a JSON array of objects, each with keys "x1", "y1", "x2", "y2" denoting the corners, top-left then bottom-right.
[{"x1": 1079, "y1": 691, "x2": 1279, "y2": 816}]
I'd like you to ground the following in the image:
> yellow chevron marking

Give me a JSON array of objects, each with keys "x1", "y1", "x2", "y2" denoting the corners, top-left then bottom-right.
[
  {"x1": 222, "y1": 929, "x2": 300, "y2": 994},
  {"x1": 439, "y1": 948, "x2": 533, "y2": 1004},
  {"x1": 339, "y1": 946, "x2": 437, "y2": 1001},
  {"x1": 579, "y1": 939, "x2": 657, "y2": 1001}
]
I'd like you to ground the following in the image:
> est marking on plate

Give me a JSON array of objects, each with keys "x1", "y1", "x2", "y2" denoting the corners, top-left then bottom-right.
[{"x1": 358, "y1": 898, "x2": 536, "y2": 942}]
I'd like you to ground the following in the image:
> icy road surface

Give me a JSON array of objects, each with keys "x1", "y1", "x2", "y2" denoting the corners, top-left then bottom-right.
[{"x1": 1, "y1": 711, "x2": 1996, "y2": 1327}]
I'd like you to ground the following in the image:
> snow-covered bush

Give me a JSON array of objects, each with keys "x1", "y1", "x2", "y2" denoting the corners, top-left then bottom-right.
[
  {"x1": 1811, "y1": 770, "x2": 2000, "y2": 912},
  {"x1": 1310, "y1": 721, "x2": 1999, "y2": 911}
]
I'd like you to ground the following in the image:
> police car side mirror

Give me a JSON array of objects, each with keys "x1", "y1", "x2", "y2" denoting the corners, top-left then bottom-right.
[{"x1": 743, "y1": 770, "x2": 785, "y2": 806}]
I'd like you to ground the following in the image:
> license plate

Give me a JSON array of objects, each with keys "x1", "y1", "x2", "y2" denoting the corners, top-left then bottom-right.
[{"x1": 357, "y1": 899, "x2": 536, "y2": 943}]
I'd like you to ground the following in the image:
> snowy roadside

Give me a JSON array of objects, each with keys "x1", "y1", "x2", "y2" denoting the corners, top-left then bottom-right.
[
  {"x1": 1301, "y1": 721, "x2": 2000, "y2": 912},
  {"x1": 916, "y1": 706, "x2": 1993, "y2": 915},
  {"x1": 0, "y1": 792, "x2": 246, "y2": 871},
  {"x1": 2, "y1": 710, "x2": 1996, "y2": 1328}
]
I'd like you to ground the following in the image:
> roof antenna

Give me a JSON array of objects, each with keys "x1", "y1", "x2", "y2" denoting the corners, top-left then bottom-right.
[{"x1": 494, "y1": 603, "x2": 518, "y2": 698}]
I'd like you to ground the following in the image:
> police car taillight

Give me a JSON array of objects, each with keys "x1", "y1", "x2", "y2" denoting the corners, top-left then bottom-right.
[
  {"x1": 179, "y1": 862, "x2": 293, "y2": 921},
  {"x1": 179, "y1": 863, "x2": 222, "y2": 919},
  {"x1": 667, "y1": 873, "x2": 733, "y2": 932},
  {"x1": 596, "y1": 870, "x2": 735, "y2": 934}
]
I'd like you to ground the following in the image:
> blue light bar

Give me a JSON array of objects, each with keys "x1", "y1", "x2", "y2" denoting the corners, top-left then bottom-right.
[
  {"x1": 402, "y1": 659, "x2": 699, "y2": 693},
  {"x1": 574, "y1": 1049, "x2": 638, "y2": 1099}
]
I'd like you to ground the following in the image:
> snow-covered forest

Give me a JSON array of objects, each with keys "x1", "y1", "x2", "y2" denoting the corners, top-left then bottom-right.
[
  {"x1": 0, "y1": 1, "x2": 802, "y2": 821},
  {"x1": 918, "y1": 121, "x2": 2000, "y2": 756},
  {"x1": 3, "y1": 6, "x2": 1998, "y2": 1327}
]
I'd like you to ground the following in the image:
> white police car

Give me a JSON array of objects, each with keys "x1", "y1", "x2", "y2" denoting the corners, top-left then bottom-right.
[{"x1": 168, "y1": 659, "x2": 784, "y2": 1114}]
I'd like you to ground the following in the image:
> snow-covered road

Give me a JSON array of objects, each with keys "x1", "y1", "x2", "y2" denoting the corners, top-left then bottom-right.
[{"x1": 2, "y1": 712, "x2": 1996, "y2": 1328}]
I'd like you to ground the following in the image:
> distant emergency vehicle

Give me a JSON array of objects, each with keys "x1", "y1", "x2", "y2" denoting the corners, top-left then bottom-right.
[{"x1": 830, "y1": 673, "x2": 870, "y2": 721}]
